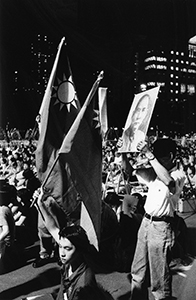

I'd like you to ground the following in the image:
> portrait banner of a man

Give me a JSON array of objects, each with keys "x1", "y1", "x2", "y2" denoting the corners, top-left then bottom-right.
[{"x1": 119, "y1": 86, "x2": 160, "y2": 152}]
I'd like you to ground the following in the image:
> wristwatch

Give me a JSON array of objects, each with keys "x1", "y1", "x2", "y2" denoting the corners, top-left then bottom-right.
[{"x1": 145, "y1": 151, "x2": 155, "y2": 161}]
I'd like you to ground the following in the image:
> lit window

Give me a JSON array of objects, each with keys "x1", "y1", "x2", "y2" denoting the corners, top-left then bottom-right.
[
  {"x1": 181, "y1": 84, "x2": 186, "y2": 93},
  {"x1": 188, "y1": 85, "x2": 195, "y2": 95}
]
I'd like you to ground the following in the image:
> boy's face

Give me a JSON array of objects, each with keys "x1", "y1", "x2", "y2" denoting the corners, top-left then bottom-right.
[{"x1": 58, "y1": 237, "x2": 78, "y2": 265}]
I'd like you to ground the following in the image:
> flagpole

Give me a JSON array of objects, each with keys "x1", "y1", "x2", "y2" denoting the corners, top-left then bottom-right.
[{"x1": 39, "y1": 37, "x2": 66, "y2": 117}]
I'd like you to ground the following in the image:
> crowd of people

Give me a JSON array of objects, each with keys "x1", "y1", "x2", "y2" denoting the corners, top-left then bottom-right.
[{"x1": 1, "y1": 131, "x2": 196, "y2": 299}]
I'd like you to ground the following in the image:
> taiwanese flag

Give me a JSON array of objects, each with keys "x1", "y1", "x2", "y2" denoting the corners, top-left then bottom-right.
[
  {"x1": 58, "y1": 71, "x2": 104, "y2": 249},
  {"x1": 35, "y1": 37, "x2": 80, "y2": 221}
]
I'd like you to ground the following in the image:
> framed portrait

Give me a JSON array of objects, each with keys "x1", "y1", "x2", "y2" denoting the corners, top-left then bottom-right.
[{"x1": 119, "y1": 86, "x2": 160, "y2": 152}]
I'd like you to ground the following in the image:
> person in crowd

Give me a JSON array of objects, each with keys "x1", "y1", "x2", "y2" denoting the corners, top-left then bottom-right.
[
  {"x1": 0, "y1": 179, "x2": 16, "y2": 274},
  {"x1": 118, "y1": 193, "x2": 144, "y2": 272},
  {"x1": 177, "y1": 259, "x2": 196, "y2": 300},
  {"x1": 32, "y1": 207, "x2": 59, "y2": 268},
  {"x1": 169, "y1": 211, "x2": 194, "y2": 270},
  {"x1": 185, "y1": 165, "x2": 196, "y2": 188},
  {"x1": 32, "y1": 187, "x2": 78, "y2": 268},
  {"x1": 104, "y1": 191, "x2": 123, "y2": 218},
  {"x1": 32, "y1": 187, "x2": 114, "y2": 300},
  {"x1": 124, "y1": 138, "x2": 186, "y2": 300},
  {"x1": 100, "y1": 194, "x2": 121, "y2": 271}
]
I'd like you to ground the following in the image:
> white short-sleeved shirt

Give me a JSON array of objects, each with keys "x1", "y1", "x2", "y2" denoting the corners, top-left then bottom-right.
[{"x1": 144, "y1": 168, "x2": 185, "y2": 217}]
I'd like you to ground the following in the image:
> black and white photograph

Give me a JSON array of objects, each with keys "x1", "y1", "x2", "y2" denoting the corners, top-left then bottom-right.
[{"x1": 1, "y1": 1, "x2": 196, "y2": 300}]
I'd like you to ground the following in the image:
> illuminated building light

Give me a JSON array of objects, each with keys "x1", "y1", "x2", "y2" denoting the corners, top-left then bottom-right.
[
  {"x1": 147, "y1": 82, "x2": 156, "y2": 86},
  {"x1": 157, "y1": 82, "x2": 165, "y2": 86},
  {"x1": 144, "y1": 56, "x2": 166, "y2": 63},
  {"x1": 180, "y1": 84, "x2": 186, "y2": 93},
  {"x1": 145, "y1": 64, "x2": 166, "y2": 70},
  {"x1": 188, "y1": 69, "x2": 196, "y2": 73},
  {"x1": 187, "y1": 85, "x2": 195, "y2": 95},
  {"x1": 145, "y1": 64, "x2": 156, "y2": 70},
  {"x1": 188, "y1": 36, "x2": 196, "y2": 58}
]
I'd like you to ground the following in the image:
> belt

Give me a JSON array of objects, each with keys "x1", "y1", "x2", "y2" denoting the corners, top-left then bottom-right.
[{"x1": 144, "y1": 213, "x2": 173, "y2": 223}]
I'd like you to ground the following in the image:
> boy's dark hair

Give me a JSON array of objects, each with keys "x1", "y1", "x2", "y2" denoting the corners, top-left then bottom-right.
[
  {"x1": 152, "y1": 138, "x2": 177, "y2": 159},
  {"x1": 104, "y1": 192, "x2": 122, "y2": 207},
  {"x1": 59, "y1": 225, "x2": 91, "y2": 252}
]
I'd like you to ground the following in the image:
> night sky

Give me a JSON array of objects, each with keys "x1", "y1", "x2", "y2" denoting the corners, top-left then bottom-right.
[{"x1": 0, "y1": 0, "x2": 196, "y2": 132}]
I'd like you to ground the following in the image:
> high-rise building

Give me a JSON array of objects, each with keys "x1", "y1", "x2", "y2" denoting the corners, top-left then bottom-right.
[
  {"x1": 11, "y1": 34, "x2": 56, "y2": 129},
  {"x1": 134, "y1": 47, "x2": 196, "y2": 135},
  {"x1": 30, "y1": 34, "x2": 55, "y2": 94}
]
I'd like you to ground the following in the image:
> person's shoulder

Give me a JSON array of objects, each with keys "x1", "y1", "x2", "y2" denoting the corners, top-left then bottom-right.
[{"x1": 84, "y1": 266, "x2": 95, "y2": 279}]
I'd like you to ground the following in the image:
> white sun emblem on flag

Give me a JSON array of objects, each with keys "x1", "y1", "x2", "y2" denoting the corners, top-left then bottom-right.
[
  {"x1": 93, "y1": 109, "x2": 101, "y2": 131},
  {"x1": 52, "y1": 73, "x2": 78, "y2": 111}
]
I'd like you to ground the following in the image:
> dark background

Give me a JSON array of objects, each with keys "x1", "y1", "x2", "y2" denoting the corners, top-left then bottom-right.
[{"x1": 0, "y1": 0, "x2": 196, "y2": 132}]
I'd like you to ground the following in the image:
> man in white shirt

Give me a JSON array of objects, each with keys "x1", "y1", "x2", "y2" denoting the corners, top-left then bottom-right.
[{"x1": 127, "y1": 138, "x2": 186, "y2": 300}]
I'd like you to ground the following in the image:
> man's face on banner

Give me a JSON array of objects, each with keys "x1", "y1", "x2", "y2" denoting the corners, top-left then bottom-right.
[{"x1": 132, "y1": 95, "x2": 149, "y2": 131}]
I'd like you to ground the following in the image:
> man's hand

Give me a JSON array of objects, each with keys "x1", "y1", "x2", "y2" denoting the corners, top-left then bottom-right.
[
  {"x1": 136, "y1": 140, "x2": 148, "y2": 152},
  {"x1": 31, "y1": 187, "x2": 43, "y2": 207},
  {"x1": 117, "y1": 137, "x2": 123, "y2": 148},
  {"x1": 137, "y1": 141, "x2": 155, "y2": 161}
]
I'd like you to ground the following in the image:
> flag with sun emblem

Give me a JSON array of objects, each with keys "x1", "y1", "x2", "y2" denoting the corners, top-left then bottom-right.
[
  {"x1": 36, "y1": 37, "x2": 81, "y2": 222},
  {"x1": 58, "y1": 71, "x2": 104, "y2": 249}
]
